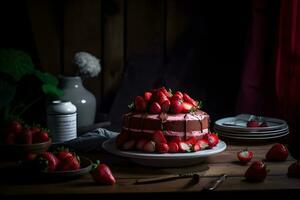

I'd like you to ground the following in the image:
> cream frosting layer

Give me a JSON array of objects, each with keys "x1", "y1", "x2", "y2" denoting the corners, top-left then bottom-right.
[
  {"x1": 124, "y1": 112, "x2": 208, "y2": 121},
  {"x1": 123, "y1": 127, "x2": 209, "y2": 137}
]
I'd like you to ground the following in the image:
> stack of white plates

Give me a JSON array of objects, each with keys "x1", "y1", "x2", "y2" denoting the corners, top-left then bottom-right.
[{"x1": 214, "y1": 114, "x2": 289, "y2": 141}]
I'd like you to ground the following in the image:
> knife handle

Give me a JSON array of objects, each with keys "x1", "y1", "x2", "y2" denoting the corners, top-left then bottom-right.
[{"x1": 135, "y1": 174, "x2": 181, "y2": 184}]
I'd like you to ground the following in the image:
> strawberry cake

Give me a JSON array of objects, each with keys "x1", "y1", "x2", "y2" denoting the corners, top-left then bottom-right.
[{"x1": 116, "y1": 87, "x2": 219, "y2": 153}]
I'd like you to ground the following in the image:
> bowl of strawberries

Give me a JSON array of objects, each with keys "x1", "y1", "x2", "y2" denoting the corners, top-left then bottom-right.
[
  {"x1": 0, "y1": 120, "x2": 52, "y2": 160},
  {"x1": 20, "y1": 147, "x2": 93, "y2": 179}
]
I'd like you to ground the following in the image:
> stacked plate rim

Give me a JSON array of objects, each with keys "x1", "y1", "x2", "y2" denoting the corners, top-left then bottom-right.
[{"x1": 213, "y1": 114, "x2": 289, "y2": 141}]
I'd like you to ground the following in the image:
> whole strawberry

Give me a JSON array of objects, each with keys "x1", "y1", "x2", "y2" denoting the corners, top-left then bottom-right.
[
  {"x1": 287, "y1": 161, "x2": 300, "y2": 178},
  {"x1": 149, "y1": 102, "x2": 161, "y2": 114},
  {"x1": 237, "y1": 149, "x2": 254, "y2": 163},
  {"x1": 36, "y1": 152, "x2": 59, "y2": 172},
  {"x1": 158, "y1": 87, "x2": 172, "y2": 98},
  {"x1": 156, "y1": 143, "x2": 169, "y2": 153},
  {"x1": 247, "y1": 119, "x2": 260, "y2": 128},
  {"x1": 90, "y1": 161, "x2": 116, "y2": 185},
  {"x1": 156, "y1": 91, "x2": 168, "y2": 105},
  {"x1": 245, "y1": 160, "x2": 268, "y2": 182},
  {"x1": 33, "y1": 129, "x2": 49, "y2": 143},
  {"x1": 56, "y1": 147, "x2": 73, "y2": 161},
  {"x1": 134, "y1": 96, "x2": 146, "y2": 113},
  {"x1": 170, "y1": 100, "x2": 183, "y2": 114},
  {"x1": 152, "y1": 130, "x2": 167, "y2": 144},
  {"x1": 144, "y1": 92, "x2": 152, "y2": 102},
  {"x1": 173, "y1": 91, "x2": 183, "y2": 100},
  {"x1": 266, "y1": 143, "x2": 289, "y2": 161},
  {"x1": 168, "y1": 141, "x2": 179, "y2": 153},
  {"x1": 116, "y1": 130, "x2": 130, "y2": 149},
  {"x1": 57, "y1": 151, "x2": 80, "y2": 171},
  {"x1": 205, "y1": 133, "x2": 219, "y2": 148},
  {"x1": 183, "y1": 93, "x2": 198, "y2": 107}
]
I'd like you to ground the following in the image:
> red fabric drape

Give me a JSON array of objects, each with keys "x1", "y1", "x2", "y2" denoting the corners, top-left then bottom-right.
[
  {"x1": 276, "y1": 0, "x2": 300, "y2": 154},
  {"x1": 237, "y1": 0, "x2": 300, "y2": 155},
  {"x1": 236, "y1": 0, "x2": 278, "y2": 116}
]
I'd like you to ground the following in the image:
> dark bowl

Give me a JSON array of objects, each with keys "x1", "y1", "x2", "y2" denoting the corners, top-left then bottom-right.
[
  {"x1": 39, "y1": 156, "x2": 93, "y2": 180},
  {"x1": 0, "y1": 139, "x2": 52, "y2": 160}
]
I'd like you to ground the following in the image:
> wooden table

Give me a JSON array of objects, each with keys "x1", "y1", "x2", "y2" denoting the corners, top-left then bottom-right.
[{"x1": 0, "y1": 142, "x2": 299, "y2": 199}]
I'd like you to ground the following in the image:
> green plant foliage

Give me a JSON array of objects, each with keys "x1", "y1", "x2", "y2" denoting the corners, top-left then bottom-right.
[
  {"x1": 0, "y1": 49, "x2": 35, "y2": 81},
  {"x1": 35, "y1": 71, "x2": 59, "y2": 86},
  {"x1": 42, "y1": 84, "x2": 64, "y2": 98},
  {"x1": 0, "y1": 49, "x2": 64, "y2": 121}
]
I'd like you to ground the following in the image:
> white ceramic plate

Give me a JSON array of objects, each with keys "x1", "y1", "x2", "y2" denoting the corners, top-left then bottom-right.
[
  {"x1": 215, "y1": 116, "x2": 287, "y2": 132},
  {"x1": 219, "y1": 131, "x2": 289, "y2": 140},
  {"x1": 214, "y1": 127, "x2": 289, "y2": 137},
  {"x1": 102, "y1": 138, "x2": 227, "y2": 167}
]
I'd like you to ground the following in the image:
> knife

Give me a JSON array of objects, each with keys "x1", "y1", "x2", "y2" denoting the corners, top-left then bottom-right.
[{"x1": 135, "y1": 173, "x2": 200, "y2": 184}]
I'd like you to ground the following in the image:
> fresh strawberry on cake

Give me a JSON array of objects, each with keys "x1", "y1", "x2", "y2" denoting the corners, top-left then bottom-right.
[{"x1": 116, "y1": 87, "x2": 219, "y2": 153}]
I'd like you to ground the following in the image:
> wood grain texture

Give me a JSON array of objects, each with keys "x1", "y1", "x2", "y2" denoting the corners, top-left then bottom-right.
[
  {"x1": 166, "y1": 0, "x2": 187, "y2": 60},
  {"x1": 27, "y1": 0, "x2": 61, "y2": 75},
  {"x1": 126, "y1": 0, "x2": 165, "y2": 59},
  {"x1": 0, "y1": 143, "x2": 298, "y2": 196},
  {"x1": 101, "y1": 0, "x2": 124, "y2": 112},
  {"x1": 63, "y1": 0, "x2": 102, "y2": 109}
]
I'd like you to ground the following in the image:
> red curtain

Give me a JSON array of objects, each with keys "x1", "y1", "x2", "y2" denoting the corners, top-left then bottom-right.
[
  {"x1": 236, "y1": 0, "x2": 279, "y2": 117},
  {"x1": 237, "y1": 0, "x2": 300, "y2": 155},
  {"x1": 276, "y1": 0, "x2": 300, "y2": 154}
]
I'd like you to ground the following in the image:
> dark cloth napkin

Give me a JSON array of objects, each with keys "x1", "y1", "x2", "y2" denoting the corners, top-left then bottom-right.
[{"x1": 55, "y1": 128, "x2": 119, "y2": 153}]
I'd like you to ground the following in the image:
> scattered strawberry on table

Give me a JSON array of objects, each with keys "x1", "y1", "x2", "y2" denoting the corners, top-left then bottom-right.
[
  {"x1": 287, "y1": 161, "x2": 300, "y2": 178},
  {"x1": 237, "y1": 149, "x2": 254, "y2": 163},
  {"x1": 266, "y1": 143, "x2": 289, "y2": 161},
  {"x1": 90, "y1": 160, "x2": 116, "y2": 185},
  {"x1": 244, "y1": 160, "x2": 268, "y2": 182},
  {"x1": 3, "y1": 120, "x2": 50, "y2": 145}
]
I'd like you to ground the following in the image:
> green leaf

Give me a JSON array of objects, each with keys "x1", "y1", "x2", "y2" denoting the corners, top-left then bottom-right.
[
  {"x1": 0, "y1": 49, "x2": 35, "y2": 81},
  {"x1": 42, "y1": 84, "x2": 64, "y2": 97},
  {"x1": 35, "y1": 70, "x2": 59, "y2": 86},
  {"x1": 128, "y1": 102, "x2": 134, "y2": 110},
  {"x1": 198, "y1": 100, "x2": 203, "y2": 109},
  {"x1": 0, "y1": 79, "x2": 16, "y2": 108}
]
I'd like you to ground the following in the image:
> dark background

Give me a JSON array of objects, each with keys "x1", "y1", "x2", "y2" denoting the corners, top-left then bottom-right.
[{"x1": 0, "y1": 0, "x2": 280, "y2": 130}]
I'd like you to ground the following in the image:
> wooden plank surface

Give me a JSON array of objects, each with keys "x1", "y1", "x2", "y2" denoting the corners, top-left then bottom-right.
[
  {"x1": 0, "y1": 173, "x2": 299, "y2": 195},
  {"x1": 101, "y1": 0, "x2": 124, "y2": 112},
  {"x1": 0, "y1": 143, "x2": 299, "y2": 196},
  {"x1": 27, "y1": 0, "x2": 61, "y2": 75}
]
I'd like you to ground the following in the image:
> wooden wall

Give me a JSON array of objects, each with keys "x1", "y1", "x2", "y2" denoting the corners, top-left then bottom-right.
[{"x1": 26, "y1": 0, "x2": 189, "y2": 115}]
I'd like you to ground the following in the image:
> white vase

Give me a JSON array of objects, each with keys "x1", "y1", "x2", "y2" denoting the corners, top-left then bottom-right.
[{"x1": 59, "y1": 76, "x2": 96, "y2": 128}]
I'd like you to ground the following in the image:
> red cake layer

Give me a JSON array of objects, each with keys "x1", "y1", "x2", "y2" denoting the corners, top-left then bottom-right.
[{"x1": 122, "y1": 110, "x2": 209, "y2": 139}]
